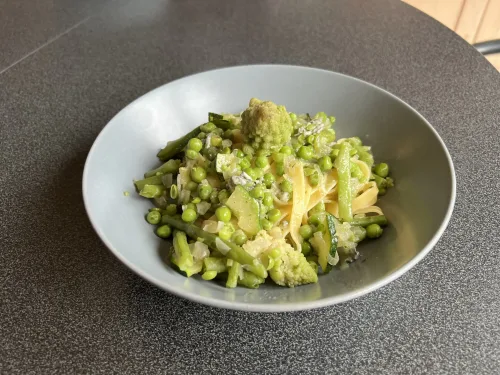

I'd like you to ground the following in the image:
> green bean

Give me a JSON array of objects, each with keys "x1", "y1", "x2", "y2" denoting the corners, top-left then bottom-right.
[
  {"x1": 349, "y1": 137, "x2": 362, "y2": 146},
  {"x1": 172, "y1": 231, "x2": 194, "y2": 270},
  {"x1": 350, "y1": 163, "x2": 365, "y2": 180},
  {"x1": 351, "y1": 215, "x2": 388, "y2": 227},
  {"x1": 139, "y1": 184, "x2": 165, "y2": 198},
  {"x1": 146, "y1": 211, "x2": 161, "y2": 225},
  {"x1": 185, "y1": 181, "x2": 198, "y2": 192},
  {"x1": 144, "y1": 159, "x2": 181, "y2": 178},
  {"x1": 134, "y1": 175, "x2": 163, "y2": 191},
  {"x1": 337, "y1": 142, "x2": 353, "y2": 222},
  {"x1": 202, "y1": 271, "x2": 218, "y2": 280},
  {"x1": 366, "y1": 224, "x2": 383, "y2": 239},
  {"x1": 160, "y1": 216, "x2": 267, "y2": 278},
  {"x1": 203, "y1": 257, "x2": 227, "y2": 273},
  {"x1": 237, "y1": 270, "x2": 265, "y2": 289},
  {"x1": 354, "y1": 144, "x2": 374, "y2": 168},
  {"x1": 165, "y1": 204, "x2": 177, "y2": 216},
  {"x1": 157, "y1": 128, "x2": 201, "y2": 161},
  {"x1": 226, "y1": 261, "x2": 241, "y2": 288}
]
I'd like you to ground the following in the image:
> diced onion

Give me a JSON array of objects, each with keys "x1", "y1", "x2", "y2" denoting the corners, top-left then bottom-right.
[
  {"x1": 192, "y1": 241, "x2": 210, "y2": 261},
  {"x1": 196, "y1": 202, "x2": 211, "y2": 215},
  {"x1": 215, "y1": 238, "x2": 231, "y2": 255}
]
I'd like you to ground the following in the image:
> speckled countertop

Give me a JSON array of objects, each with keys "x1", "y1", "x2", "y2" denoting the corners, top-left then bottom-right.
[{"x1": 1, "y1": 0, "x2": 499, "y2": 373}]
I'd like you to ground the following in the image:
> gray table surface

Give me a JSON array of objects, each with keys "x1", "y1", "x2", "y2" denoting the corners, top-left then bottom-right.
[{"x1": 1, "y1": 0, "x2": 499, "y2": 373}]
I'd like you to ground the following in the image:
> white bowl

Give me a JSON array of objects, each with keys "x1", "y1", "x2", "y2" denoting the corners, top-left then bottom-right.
[{"x1": 83, "y1": 65, "x2": 455, "y2": 312}]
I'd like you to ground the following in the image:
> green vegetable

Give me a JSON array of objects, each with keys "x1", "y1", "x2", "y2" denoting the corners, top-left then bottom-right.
[
  {"x1": 241, "y1": 98, "x2": 293, "y2": 151},
  {"x1": 269, "y1": 246, "x2": 318, "y2": 287},
  {"x1": 280, "y1": 146, "x2": 293, "y2": 155},
  {"x1": 219, "y1": 225, "x2": 233, "y2": 240},
  {"x1": 186, "y1": 150, "x2": 198, "y2": 160},
  {"x1": 146, "y1": 211, "x2": 161, "y2": 225},
  {"x1": 231, "y1": 230, "x2": 247, "y2": 245},
  {"x1": 160, "y1": 215, "x2": 267, "y2": 278},
  {"x1": 215, "y1": 206, "x2": 232, "y2": 223},
  {"x1": 261, "y1": 219, "x2": 272, "y2": 230},
  {"x1": 351, "y1": 215, "x2": 388, "y2": 227},
  {"x1": 374, "y1": 163, "x2": 389, "y2": 178},
  {"x1": 255, "y1": 156, "x2": 269, "y2": 168},
  {"x1": 301, "y1": 241, "x2": 312, "y2": 256},
  {"x1": 170, "y1": 184, "x2": 178, "y2": 199},
  {"x1": 156, "y1": 224, "x2": 172, "y2": 238},
  {"x1": 144, "y1": 159, "x2": 181, "y2": 178},
  {"x1": 157, "y1": 127, "x2": 200, "y2": 161},
  {"x1": 238, "y1": 270, "x2": 265, "y2": 289},
  {"x1": 171, "y1": 231, "x2": 200, "y2": 276},
  {"x1": 337, "y1": 142, "x2": 353, "y2": 222},
  {"x1": 203, "y1": 257, "x2": 227, "y2": 273},
  {"x1": 276, "y1": 161, "x2": 285, "y2": 176},
  {"x1": 353, "y1": 144, "x2": 374, "y2": 168},
  {"x1": 181, "y1": 208, "x2": 197, "y2": 223},
  {"x1": 225, "y1": 186, "x2": 261, "y2": 236},
  {"x1": 309, "y1": 172, "x2": 319, "y2": 187},
  {"x1": 190, "y1": 167, "x2": 206, "y2": 183},
  {"x1": 366, "y1": 223, "x2": 383, "y2": 239},
  {"x1": 185, "y1": 181, "x2": 198, "y2": 192},
  {"x1": 134, "y1": 175, "x2": 163, "y2": 191},
  {"x1": 226, "y1": 261, "x2": 241, "y2": 288},
  {"x1": 299, "y1": 225, "x2": 313, "y2": 240},
  {"x1": 188, "y1": 138, "x2": 203, "y2": 152},
  {"x1": 318, "y1": 156, "x2": 333, "y2": 171},
  {"x1": 165, "y1": 204, "x2": 177, "y2": 216},
  {"x1": 202, "y1": 271, "x2": 218, "y2": 280},
  {"x1": 263, "y1": 193, "x2": 274, "y2": 207},
  {"x1": 267, "y1": 208, "x2": 281, "y2": 223},
  {"x1": 199, "y1": 185, "x2": 213, "y2": 200},
  {"x1": 251, "y1": 184, "x2": 265, "y2": 199},
  {"x1": 280, "y1": 180, "x2": 293, "y2": 193},
  {"x1": 139, "y1": 184, "x2": 165, "y2": 198},
  {"x1": 297, "y1": 145, "x2": 313, "y2": 160},
  {"x1": 309, "y1": 213, "x2": 338, "y2": 273},
  {"x1": 218, "y1": 189, "x2": 230, "y2": 204}
]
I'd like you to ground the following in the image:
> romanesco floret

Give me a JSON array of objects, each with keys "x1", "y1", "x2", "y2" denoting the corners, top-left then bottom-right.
[
  {"x1": 241, "y1": 98, "x2": 293, "y2": 151},
  {"x1": 269, "y1": 246, "x2": 318, "y2": 288}
]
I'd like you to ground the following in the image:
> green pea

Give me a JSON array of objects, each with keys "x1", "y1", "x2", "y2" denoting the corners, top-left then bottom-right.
[
  {"x1": 188, "y1": 138, "x2": 203, "y2": 152},
  {"x1": 374, "y1": 163, "x2": 389, "y2": 178},
  {"x1": 261, "y1": 219, "x2": 272, "y2": 230},
  {"x1": 202, "y1": 271, "x2": 218, "y2": 280},
  {"x1": 307, "y1": 135, "x2": 316, "y2": 144},
  {"x1": 156, "y1": 225, "x2": 172, "y2": 238},
  {"x1": 243, "y1": 144, "x2": 254, "y2": 156},
  {"x1": 191, "y1": 197, "x2": 201, "y2": 204},
  {"x1": 210, "y1": 190, "x2": 219, "y2": 204},
  {"x1": 263, "y1": 193, "x2": 274, "y2": 207},
  {"x1": 290, "y1": 113, "x2": 297, "y2": 121},
  {"x1": 297, "y1": 134, "x2": 306, "y2": 145},
  {"x1": 181, "y1": 208, "x2": 197, "y2": 223},
  {"x1": 254, "y1": 167, "x2": 264, "y2": 179},
  {"x1": 221, "y1": 147, "x2": 231, "y2": 154},
  {"x1": 378, "y1": 187, "x2": 387, "y2": 196},
  {"x1": 218, "y1": 189, "x2": 229, "y2": 204},
  {"x1": 301, "y1": 241, "x2": 312, "y2": 256},
  {"x1": 308, "y1": 213, "x2": 323, "y2": 226},
  {"x1": 255, "y1": 156, "x2": 269, "y2": 168},
  {"x1": 185, "y1": 203, "x2": 196, "y2": 212},
  {"x1": 235, "y1": 149, "x2": 245, "y2": 158},
  {"x1": 165, "y1": 204, "x2": 177, "y2": 216},
  {"x1": 297, "y1": 146, "x2": 313, "y2": 160},
  {"x1": 280, "y1": 146, "x2": 293, "y2": 155},
  {"x1": 231, "y1": 230, "x2": 247, "y2": 246},
  {"x1": 262, "y1": 173, "x2": 275, "y2": 188},
  {"x1": 186, "y1": 149, "x2": 198, "y2": 160},
  {"x1": 243, "y1": 168, "x2": 259, "y2": 180},
  {"x1": 215, "y1": 206, "x2": 232, "y2": 223},
  {"x1": 251, "y1": 184, "x2": 265, "y2": 199},
  {"x1": 204, "y1": 147, "x2": 218, "y2": 161},
  {"x1": 272, "y1": 152, "x2": 285, "y2": 163},
  {"x1": 267, "y1": 208, "x2": 281, "y2": 223},
  {"x1": 185, "y1": 181, "x2": 198, "y2": 191},
  {"x1": 219, "y1": 225, "x2": 233, "y2": 240},
  {"x1": 309, "y1": 172, "x2": 319, "y2": 186},
  {"x1": 197, "y1": 132, "x2": 206, "y2": 140},
  {"x1": 200, "y1": 122, "x2": 216, "y2": 132},
  {"x1": 366, "y1": 224, "x2": 383, "y2": 239},
  {"x1": 212, "y1": 127, "x2": 223, "y2": 136},
  {"x1": 190, "y1": 167, "x2": 207, "y2": 183},
  {"x1": 199, "y1": 185, "x2": 213, "y2": 200},
  {"x1": 210, "y1": 135, "x2": 222, "y2": 147},
  {"x1": 223, "y1": 129, "x2": 233, "y2": 139},
  {"x1": 276, "y1": 162, "x2": 285, "y2": 176},
  {"x1": 239, "y1": 158, "x2": 251, "y2": 170},
  {"x1": 299, "y1": 225, "x2": 313, "y2": 239},
  {"x1": 170, "y1": 184, "x2": 178, "y2": 199},
  {"x1": 318, "y1": 156, "x2": 333, "y2": 171},
  {"x1": 280, "y1": 180, "x2": 293, "y2": 193},
  {"x1": 146, "y1": 210, "x2": 161, "y2": 225}
]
